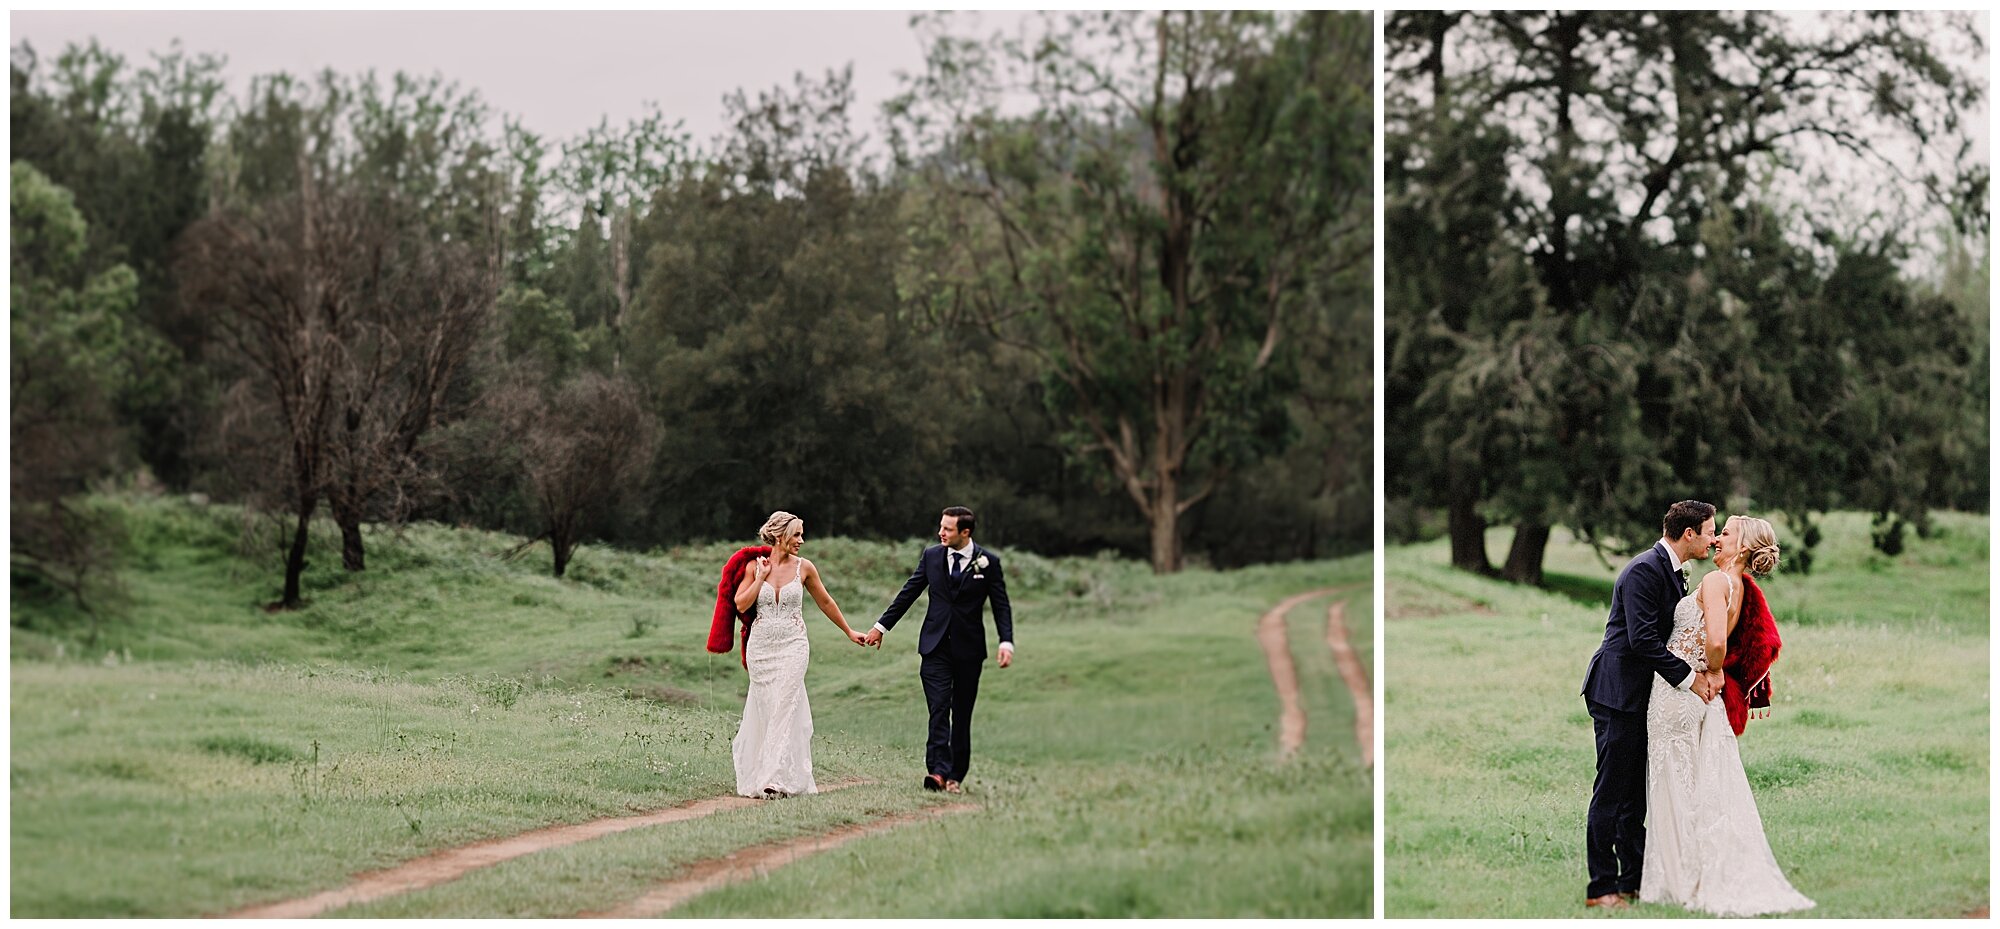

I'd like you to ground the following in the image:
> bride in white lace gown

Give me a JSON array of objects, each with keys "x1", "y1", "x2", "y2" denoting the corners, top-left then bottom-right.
[
  {"x1": 731, "y1": 511, "x2": 872, "y2": 798},
  {"x1": 1641, "y1": 516, "x2": 1813, "y2": 916}
]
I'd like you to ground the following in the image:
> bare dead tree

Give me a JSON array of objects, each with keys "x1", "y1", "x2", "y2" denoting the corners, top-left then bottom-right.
[
  {"x1": 322, "y1": 229, "x2": 494, "y2": 571},
  {"x1": 178, "y1": 175, "x2": 371, "y2": 609},
  {"x1": 494, "y1": 372, "x2": 659, "y2": 578}
]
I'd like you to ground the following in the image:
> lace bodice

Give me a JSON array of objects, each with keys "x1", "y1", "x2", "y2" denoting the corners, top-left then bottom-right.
[
  {"x1": 756, "y1": 560, "x2": 807, "y2": 630},
  {"x1": 1665, "y1": 594, "x2": 1708, "y2": 671},
  {"x1": 1666, "y1": 579, "x2": 1736, "y2": 671}
]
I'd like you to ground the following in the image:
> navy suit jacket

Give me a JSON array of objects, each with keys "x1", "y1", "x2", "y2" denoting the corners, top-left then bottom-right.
[
  {"x1": 1581, "y1": 541, "x2": 1694, "y2": 714},
  {"x1": 876, "y1": 543, "x2": 1013, "y2": 661}
]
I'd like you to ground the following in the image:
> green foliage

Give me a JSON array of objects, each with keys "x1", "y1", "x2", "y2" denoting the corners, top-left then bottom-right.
[
  {"x1": 892, "y1": 11, "x2": 1373, "y2": 571},
  {"x1": 9, "y1": 161, "x2": 168, "y2": 406},
  {"x1": 10, "y1": 161, "x2": 163, "y2": 616},
  {"x1": 626, "y1": 72, "x2": 955, "y2": 544},
  {"x1": 11, "y1": 40, "x2": 224, "y2": 487},
  {"x1": 549, "y1": 208, "x2": 618, "y2": 333},
  {"x1": 13, "y1": 19, "x2": 1366, "y2": 577},
  {"x1": 1385, "y1": 12, "x2": 1990, "y2": 579},
  {"x1": 498, "y1": 286, "x2": 582, "y2": 380}
]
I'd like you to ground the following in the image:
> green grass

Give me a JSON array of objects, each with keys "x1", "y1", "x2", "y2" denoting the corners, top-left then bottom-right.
[
  {"x1": 1384, "y1": 512, "x2": 1989, "y2": 917},
  {"x1": 10, "y1": 494, "x2": 1370, "y2": 917}
]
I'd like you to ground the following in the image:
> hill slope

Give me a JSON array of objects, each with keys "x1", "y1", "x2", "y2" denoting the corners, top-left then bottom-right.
[{"x1": 11, "y1": 495, "x2": 1371, "y2": 917}]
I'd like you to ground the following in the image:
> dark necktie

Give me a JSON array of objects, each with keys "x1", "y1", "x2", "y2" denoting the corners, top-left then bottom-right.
[{"x1": 951, "y1": 552, "x2": 964, "y2": 579}]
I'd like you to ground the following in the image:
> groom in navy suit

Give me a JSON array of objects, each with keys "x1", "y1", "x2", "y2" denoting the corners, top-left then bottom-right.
[
  {"x1": 1579, "y1": 500, "x2": 1722, "y2": 909},
  {"x1": 865, "y1": 506, "x2": 1013, "y2": 794}
]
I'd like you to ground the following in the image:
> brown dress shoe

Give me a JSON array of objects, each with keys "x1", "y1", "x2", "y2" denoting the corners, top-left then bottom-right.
[
  {"x1": 943, "y1": 779, "x2": 963, "y2": 794},
  {"x1": 1585, "y1": 894, "x2": 1629, "y2": 909},
  {"x1": 923, "y1": 774, "x2": 945, "y2": 791}
]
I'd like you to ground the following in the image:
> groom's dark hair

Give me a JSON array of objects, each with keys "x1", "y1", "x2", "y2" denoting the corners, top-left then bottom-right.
[
  {"x1": 1662, "y1": 500, "x2": 1716, "y2": 541},
  {"x1": 943, "y1": 506, "x2": 975, "y2": 534}
]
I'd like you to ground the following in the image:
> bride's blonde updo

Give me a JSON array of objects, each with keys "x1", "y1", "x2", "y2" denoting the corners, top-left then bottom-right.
[
  {"x1": 1730, "y1": 515, "x2": 1781, "y2": 577},
  {"x1": 758, "y1": 511, "x2": 802, "y2": 546}
]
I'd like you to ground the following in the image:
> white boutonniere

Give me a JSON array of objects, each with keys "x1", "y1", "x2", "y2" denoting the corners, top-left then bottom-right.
[{"x1": 974, "y1": 554, "x2": 990, "y2": 574}]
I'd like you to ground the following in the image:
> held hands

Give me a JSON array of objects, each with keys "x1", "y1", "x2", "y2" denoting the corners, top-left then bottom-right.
[
  {"x1": 1692, "y1": 670, "x2": 1722, "y2": 702},
  {"x1": 847, "y1": 628, "x2": 874, "y2": 648},
  {"x1": 862, "y1": 628, "x2": 883, "y2": 648}
]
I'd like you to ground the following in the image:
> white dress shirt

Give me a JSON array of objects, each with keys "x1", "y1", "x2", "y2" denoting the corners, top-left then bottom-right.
[{"x1": 1657, "y1": 540, "x2": 1695, "y2": 691}]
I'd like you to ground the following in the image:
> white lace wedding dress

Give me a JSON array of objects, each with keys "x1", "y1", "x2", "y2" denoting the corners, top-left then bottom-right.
[
  {"x1": 732, "y1": 560, "x2": 817, "y2": 797},
  {"x1": 1640, "y1": 591, "x2": 1813, "y2": 916}
]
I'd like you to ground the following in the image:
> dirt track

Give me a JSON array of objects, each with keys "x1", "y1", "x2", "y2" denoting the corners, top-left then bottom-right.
[
  {"x1": 1257, "y1": 584, "x2": 1371, "y2": 761},
  {"x1": 578, "y1": 803, "x2": 978, "y2": 917},
  {"x1": 1257, "y1": 588, "x2": 1334, "y2": 759},
  {"x1": 221, "y1": 778, "x2": 869, "y2": 918},
  {"x1": 1324, "y1": 600, "x2": 1374, "y2": 767}
]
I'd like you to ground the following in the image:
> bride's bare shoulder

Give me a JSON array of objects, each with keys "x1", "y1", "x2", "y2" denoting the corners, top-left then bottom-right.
[{"x1": 1699, "y1": 569, "x2": 1742, "y2": 601}]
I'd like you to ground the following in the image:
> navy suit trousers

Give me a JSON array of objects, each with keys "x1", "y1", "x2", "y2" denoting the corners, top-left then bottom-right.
[
  {"x1": 920, "y1": 649, "x2": 984, "y2": 781},
  {"x1": 1585, "y1": 697, "x2": 1648, "y2": 898}
]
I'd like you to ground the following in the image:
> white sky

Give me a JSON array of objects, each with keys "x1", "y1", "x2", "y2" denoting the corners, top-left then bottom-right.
[{"x1": 9, "y1": 10, "x2": 1035, "y2": 154}]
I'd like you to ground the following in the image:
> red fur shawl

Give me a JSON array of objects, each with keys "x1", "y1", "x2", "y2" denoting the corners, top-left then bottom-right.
[
  {"x1": 1722, "y1": 574, "x2": 1783, "y2": 736},
  {"x1": 707, "y1": 546, "x2": 772, "y2": 670}
]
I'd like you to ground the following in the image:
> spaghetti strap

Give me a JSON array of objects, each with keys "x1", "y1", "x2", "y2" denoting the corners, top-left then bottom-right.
[{"x1": 1722, "y1": 575, "x2": 1740, "y2": 633}]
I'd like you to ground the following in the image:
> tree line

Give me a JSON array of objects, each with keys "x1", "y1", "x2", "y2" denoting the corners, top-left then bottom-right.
[
  {"x1": 11, "y1": 11, "x2": 1374, "y2": 613},
  {"x1": 1385, "y1": 11, "x2": 1988, "y2": 583}
]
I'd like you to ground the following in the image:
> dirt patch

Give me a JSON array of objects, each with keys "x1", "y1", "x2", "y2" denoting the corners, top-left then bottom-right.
[
  {"x1": 220, "y1": 778, "x2": 870, "y2": 918},
  {"x1": 579, "y1": 803, "x2": 977, "y2": 918},
  {"x1": 1324, "y1": 600, "x2": 1373, "y2": 768}
]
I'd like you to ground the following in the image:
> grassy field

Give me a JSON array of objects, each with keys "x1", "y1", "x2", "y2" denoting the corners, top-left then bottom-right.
[
  {"x1": 10, "y1": 494, "x2": 1370, "y2": 917},
  {"x1": 1384, "y1": 512, "x2": 1989, "y2": 918}
]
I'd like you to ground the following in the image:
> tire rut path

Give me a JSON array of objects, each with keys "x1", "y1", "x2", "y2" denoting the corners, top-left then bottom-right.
[
  {"x1": 1258, "y1": 584, "x2": 1369, "y2": 761},
  {"x1": 1325, "y1": 599, "x2": 1373, "y2": 767},
  {"x1": 579, "y1": 803, "x2": 978, "y2": 918},
  {"x1": 220, "y1": 778, "x2": 871, "y2": 918}
]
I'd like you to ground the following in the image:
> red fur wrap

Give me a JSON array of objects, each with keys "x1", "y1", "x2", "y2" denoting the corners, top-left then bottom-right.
[
  {"x1": 1722, "y1": 574, "x2": 1782, "y2": 736},
  {"x1": 708, "y1": 546, "x2": 772, "y2": 669}
]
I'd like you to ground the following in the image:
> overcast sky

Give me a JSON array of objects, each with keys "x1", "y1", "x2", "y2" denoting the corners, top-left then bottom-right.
[{"x1": 10, "y1": 10, "x2": 1034, "y2": 153}]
